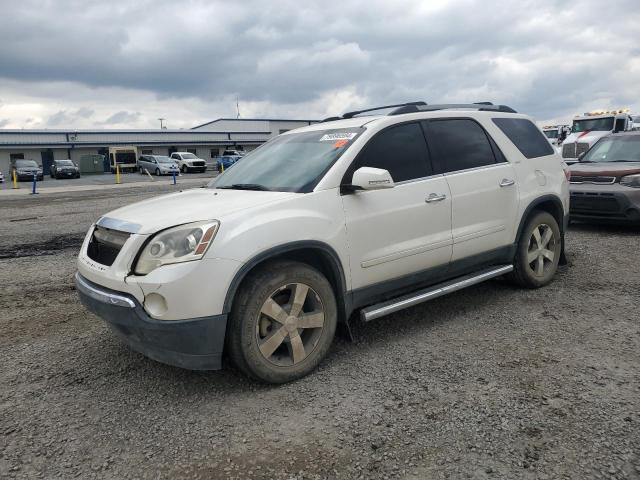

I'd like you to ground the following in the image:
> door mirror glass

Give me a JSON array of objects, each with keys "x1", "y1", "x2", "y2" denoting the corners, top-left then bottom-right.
[{"x1": 351, "y1": 167, "x2": 395, "y2": 191}]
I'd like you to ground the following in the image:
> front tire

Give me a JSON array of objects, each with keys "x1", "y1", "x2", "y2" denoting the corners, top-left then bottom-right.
[
  {"x1": 227, "y1": 261, "x2": 337, "y2": 383},
  {"x1": 509, "y1": 211, "x2": 561, "y2": 288},
  {"x1": 155, "y1": 168, "x2": 160, "y2": 176},
  {"x1": 181, "y1": 165, "x2": 188, "y2": 174}
]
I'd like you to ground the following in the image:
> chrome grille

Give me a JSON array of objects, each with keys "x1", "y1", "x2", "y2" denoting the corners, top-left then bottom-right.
[
  {"x1": 562, "y1": 143, "x2": 576, "y2": 158},
  {"x1": 87, "y1": 226, "x2": 130, "y2": 266},
  {"x1": 576, "y1": 143, "x2": 590, "y2": 157},
  {"x1": 570, "y1": 175, "x2": 616, "y2": 184}
]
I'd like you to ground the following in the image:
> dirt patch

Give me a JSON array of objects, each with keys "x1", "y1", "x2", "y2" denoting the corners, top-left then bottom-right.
[{"x1": 0, "y1": 234, "x2": 84, "y2": 259}]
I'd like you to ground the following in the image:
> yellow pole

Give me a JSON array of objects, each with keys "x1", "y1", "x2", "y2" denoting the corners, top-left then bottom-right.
[
  {"x1": 220, "y1": 162, "x2": 224, "y2": 173},
  {"x1": 12, "y1": 169, "x2": 18, "y2": 189},
  {"x1": 116, "y1": 164, "x2": 121, "y2": 184}
]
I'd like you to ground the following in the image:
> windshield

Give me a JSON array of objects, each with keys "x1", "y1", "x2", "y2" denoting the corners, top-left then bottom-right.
[
  {"x1": 155, "y1": 156, "x2": 173, "y2": 163},
  {"x1": 572, "y1": 117, "x2": 614, "y2": 133},
  {"x1": 181, "y1": 153, "x2": 198, "y2": 159},
  {"x1": 57, "y1": 160, "x2": 74, "y2": 166},
  {"x1": 210, "y1": 128, "x2": 363, "y2": 192},
  {"x1": 544, "y1": 130, "x2": 558, "y2": 139},
  {"x1": 581, "y1": 135, "x2": 640, "y2": 163},
  {"x1": 16, "y1": 160, "x2": 38, "y2": 168}
]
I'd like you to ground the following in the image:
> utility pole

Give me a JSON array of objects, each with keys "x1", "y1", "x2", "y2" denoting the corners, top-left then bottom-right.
[
  {"x1": 158, "y1": 118, "x2": 165, "y2": 129},
  {"x1": 236, "y1": 97, "x2": 240, "y2": 119}
]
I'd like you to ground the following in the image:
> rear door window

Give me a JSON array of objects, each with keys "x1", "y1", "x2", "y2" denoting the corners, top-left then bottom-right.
[
  {"x1": 424, "y1": 119, "x2": 497, "y2": 174},
  {"x1": 352, "y1": 122, "x2": 432, "y2": 182},
  {"x1": 492, "y1": 118, "x2": 555, "y2": 158}
]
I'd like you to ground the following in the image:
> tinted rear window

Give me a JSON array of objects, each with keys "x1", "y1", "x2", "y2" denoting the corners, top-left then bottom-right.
[
  {"x1": 492, "y1": 118, "x2": 555, "y2": 158},
  {"x1": 424, "y1": 119, "x2": 497, "y2": 173}
]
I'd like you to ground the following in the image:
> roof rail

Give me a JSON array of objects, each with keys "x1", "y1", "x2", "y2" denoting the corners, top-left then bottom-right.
[
  {"x1": 341, "y1": 101, "x2": 427, "y2": 119},
  {"x1": 389, "y1": 102, "x2": 517, "y2": 115}
]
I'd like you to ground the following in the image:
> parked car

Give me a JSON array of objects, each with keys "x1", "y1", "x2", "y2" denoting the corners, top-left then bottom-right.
[
  {"x1": 221, "y1": 149, "x2": 246, "y2": 157},
  {"x1": 170, "y1": 152, "x2": 207, "y2": 173},
  {"x1": 138, "y1": 155, "x2": 179, "y2": 176},
  {"x1": 568, "y1": 131, "x2": 640, "y2": 224},
  {"x1": 50, "y1": 159, "x2": 80, "y2": 179},
  {"x1": 13, "y1": 159, "x2": 43, "y2": 181},
  {"x1": 216, "y1": 155, "x2": 242, "y2": 171},
  {"x1": 76, "y1": 101, "x2": 569, "y2": 384}
]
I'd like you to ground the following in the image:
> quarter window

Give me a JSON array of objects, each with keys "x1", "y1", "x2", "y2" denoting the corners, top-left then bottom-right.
[
  {"x1": 353, "y1": 123, "x2": 431, "y2": 182},
  {"x1": 492, "y1": 118, "x2": 555, "y2": 158},
  {"x1": 425, "y1": 119, "x2": 496, "y2": 173}
]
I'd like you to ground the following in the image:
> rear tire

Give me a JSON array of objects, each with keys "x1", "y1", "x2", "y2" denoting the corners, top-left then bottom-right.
[
  {"x1": 508, "y1": 211, "x2": 561, "y2": 288},
  {"x1": 227, "y1": 261, "x2": 337, "y2": 383}
]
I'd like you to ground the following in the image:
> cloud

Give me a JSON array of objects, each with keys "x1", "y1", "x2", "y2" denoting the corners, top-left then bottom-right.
[
  {"x1": 0, "y1": 0, "x2": 638, "y2": 127},
  {"x1": 100, "y1": 111, "x2": 141, "y2": 125},
  {"x1": 0, "y1": 119, "x2": 10, "y2": 128},
  {"x1": 46, "y1": 107, "x2": 95, "y2": 126}
]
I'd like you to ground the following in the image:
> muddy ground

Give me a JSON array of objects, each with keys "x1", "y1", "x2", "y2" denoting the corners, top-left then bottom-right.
[{"x1": 1, "y1": 185, "x2": 639, "y2": 479}]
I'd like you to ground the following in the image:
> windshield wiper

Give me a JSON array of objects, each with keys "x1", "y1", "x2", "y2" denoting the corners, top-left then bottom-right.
[
  {"x1": 217, "y1": 183, "x2": 271, "y2": 191},
  {"x1": 609, "y1": 159, "x2": 640, "y2": 163}
]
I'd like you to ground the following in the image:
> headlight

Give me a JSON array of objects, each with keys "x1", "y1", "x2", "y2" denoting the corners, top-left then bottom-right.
[
  {"x1": 134, "y1": 220, "x2": 219, "y2": 275},
  {"x1": 620, "y1": 174, "x2": 640, "y2": 188}
]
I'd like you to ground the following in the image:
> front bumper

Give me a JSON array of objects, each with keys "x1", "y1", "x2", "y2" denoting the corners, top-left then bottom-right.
[
  {"x1": 17, "y1": 173, "x2": 43, "y2": 181},
  {"x1": 76, "y1": 273, "x2": 227, "y2": 370},
  {"x1": 55, "y1": 170, "x2": 78, "y2": 177},
  {"x1": 570, "y1": 183, "x2": 640, "y2": 224}
]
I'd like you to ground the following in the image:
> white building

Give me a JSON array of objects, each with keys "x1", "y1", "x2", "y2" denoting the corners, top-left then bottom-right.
[{"x1": 0, "y1": 118, "x2": 316, "y2": 173}]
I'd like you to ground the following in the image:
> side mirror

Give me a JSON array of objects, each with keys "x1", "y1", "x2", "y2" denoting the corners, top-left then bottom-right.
[{"x1": 347, "y1": 167, "x2": 395, "y2": 192}]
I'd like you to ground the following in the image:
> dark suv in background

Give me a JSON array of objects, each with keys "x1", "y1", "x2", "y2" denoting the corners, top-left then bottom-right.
[
  {"x1": 14, "y1": 159, "x2": 44, "y2": 181},
  {"x1": 568, "y1": 132, "x2": 640, "y2": 224},
  {"x1": 50, "y1": 159, "x2": 80, "y2": 179}
]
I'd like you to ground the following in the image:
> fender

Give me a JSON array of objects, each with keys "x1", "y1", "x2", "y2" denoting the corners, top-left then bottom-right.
[
  {"x1": 222, "y1": 240, "x2": 351, "y2": 321},
  {"x1": 515, "y1": 194, "x2": 568, "y2": 265}
]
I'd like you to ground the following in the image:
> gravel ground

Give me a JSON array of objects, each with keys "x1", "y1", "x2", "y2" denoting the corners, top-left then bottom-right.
[{"x1": 0, "y1": 186, "x2": 639, "y2": 479}]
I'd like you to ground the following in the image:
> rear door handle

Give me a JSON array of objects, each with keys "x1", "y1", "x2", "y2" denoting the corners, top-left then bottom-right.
[
  {"x1": 499, "y1": 178, "x2": 515, "y2": 187},
  {"x1": 425, "y1": 193, "x2": 447, "y2": 203}
]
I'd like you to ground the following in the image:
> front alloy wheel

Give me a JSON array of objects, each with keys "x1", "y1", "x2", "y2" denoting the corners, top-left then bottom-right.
[
  {"x1": 257, "y1": 283, "x2": 326, "y2": 366},
  {"x1": 227, "y1": 261, "x2": 337, "y2": 383}
]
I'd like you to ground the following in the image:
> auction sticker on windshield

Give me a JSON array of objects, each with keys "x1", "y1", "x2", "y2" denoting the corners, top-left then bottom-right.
[{"x1": 319, "y1": 132, "x2": 358, "y2": 142}]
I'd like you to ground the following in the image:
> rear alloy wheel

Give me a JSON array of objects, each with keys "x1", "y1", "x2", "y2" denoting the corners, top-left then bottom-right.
[
  {"x1": 228, "y1": 261, "x2": 337, "y2": 383},
  {"x1": 509, "y1": 211, "x2": 561, "y2": 288}
]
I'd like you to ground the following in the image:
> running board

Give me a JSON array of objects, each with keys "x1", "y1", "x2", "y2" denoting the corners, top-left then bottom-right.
[{"x1": 360, "y1": 264, "x2": 514, "y2": 322}]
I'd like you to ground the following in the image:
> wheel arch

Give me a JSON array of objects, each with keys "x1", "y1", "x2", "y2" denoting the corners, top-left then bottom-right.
[
  {"x1": 516, "y1": 194, "x2": 567, "y2": 265},
  {"x1": 223, "y1": 241, "x2": 350, "y2": 322}
]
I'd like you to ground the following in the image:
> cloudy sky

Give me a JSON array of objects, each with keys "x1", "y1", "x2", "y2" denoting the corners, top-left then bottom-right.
[{"x1": 0, "y1": 0, "x2": 638, "y2": 129}]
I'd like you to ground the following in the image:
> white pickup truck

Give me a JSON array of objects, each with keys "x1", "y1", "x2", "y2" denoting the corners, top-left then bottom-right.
[{"x1": 76, "y1": 102, "x2": 569, "y2": 383}]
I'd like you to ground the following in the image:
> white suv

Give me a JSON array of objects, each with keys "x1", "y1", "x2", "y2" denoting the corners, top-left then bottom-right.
[
  {"x1": 76, "y1": 102, "x2": 569, "y2": 383},
  {"x1": 170, "y1": 152, "x2": 207, "y2": 173}
]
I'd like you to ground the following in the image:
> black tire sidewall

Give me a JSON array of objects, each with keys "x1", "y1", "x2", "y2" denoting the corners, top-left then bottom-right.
[{"x1": 229, "y1": 261, "x2": 337, "y2": 383}]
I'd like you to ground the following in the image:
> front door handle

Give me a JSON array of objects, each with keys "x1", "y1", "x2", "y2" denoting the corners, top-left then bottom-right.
[
  {"x1": 499, "y1": 178, "x2": 515, "y2": 187},
  {"x1": 425, "y1": 193, "x2": 447, "y2": 203}
]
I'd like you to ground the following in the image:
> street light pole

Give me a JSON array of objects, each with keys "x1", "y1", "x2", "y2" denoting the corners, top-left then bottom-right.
[{"x1": 158, "y1": 118, "x2": 165, "y2": 129}]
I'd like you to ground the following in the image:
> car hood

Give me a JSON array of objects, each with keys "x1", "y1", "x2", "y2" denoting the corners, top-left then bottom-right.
[
  {"x1": 569, "y1": 162, "x2": 640, "y2": 176},
  {"x1": 98, "y1": 188, "x2": 297, "y2": 235},
  {"x1": 564, "y1": 131, "x2": 610, "y2": 146}
]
